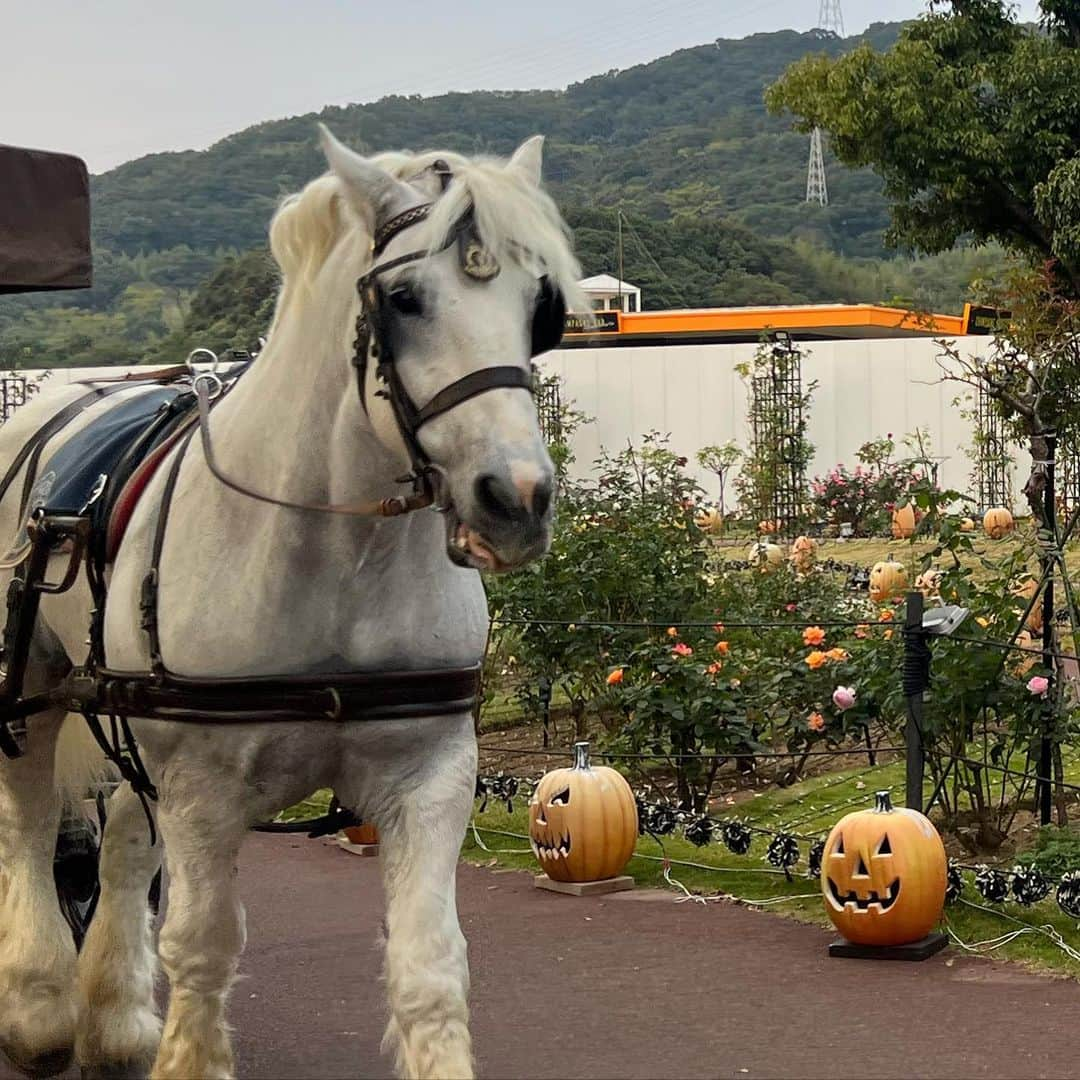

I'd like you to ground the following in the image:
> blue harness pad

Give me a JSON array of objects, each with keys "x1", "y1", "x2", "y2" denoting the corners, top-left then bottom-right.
[{"x1": 27, "y1": 386, "x2": 184, "y2": 518}]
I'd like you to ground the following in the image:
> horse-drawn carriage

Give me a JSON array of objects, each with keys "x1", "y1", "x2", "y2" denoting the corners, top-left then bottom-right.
[{"x1": 0, "y1": 142, "x2": 106, "y2": 946}]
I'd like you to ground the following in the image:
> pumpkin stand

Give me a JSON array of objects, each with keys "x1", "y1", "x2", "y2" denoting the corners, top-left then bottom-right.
[
  {"x1": 337, "y1": 822, "x2": 379, "y2": 857},
  {"x1": 528, "y1": 742, "x2": 638, "y2": 896}
]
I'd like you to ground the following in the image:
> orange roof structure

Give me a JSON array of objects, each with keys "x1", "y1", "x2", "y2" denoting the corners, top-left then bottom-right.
[{"x1": 562, "y1": 302, "x2": 999, "y2": 348}]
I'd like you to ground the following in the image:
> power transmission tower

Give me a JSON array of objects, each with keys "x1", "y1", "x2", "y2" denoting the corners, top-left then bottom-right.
[
  {"x1": 806, "y1": 0, "x2": 844, "y2": 205},
  {"x1": 806, "y1": 127, "x2": 828, "y2": 206},
  {"x1": 818, "y1": 0, "x2": 844, "y2": 36}
]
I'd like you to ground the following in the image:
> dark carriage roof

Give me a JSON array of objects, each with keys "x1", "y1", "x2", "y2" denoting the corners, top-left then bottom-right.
[{"x1": 0, "y1": 144, "x2": 91, "y2": 294}]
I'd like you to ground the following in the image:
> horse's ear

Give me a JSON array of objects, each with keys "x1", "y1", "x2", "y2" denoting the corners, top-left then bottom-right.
[
  {"x1": 318, "y1": 124, "x2": 411, "y2": 232},
  {"x1": 508, "y1": 135, "x2": 544, "y2": 186}
]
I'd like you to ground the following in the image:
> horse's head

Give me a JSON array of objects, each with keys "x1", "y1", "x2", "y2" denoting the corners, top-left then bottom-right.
[{"x1": 316, "y1": 127, "x2": 583, "y2": 573}]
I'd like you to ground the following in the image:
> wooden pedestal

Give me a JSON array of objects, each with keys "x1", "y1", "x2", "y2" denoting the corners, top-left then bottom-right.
[{"x1": 533, "y1": 874, "x2": 635, "y2": 896}]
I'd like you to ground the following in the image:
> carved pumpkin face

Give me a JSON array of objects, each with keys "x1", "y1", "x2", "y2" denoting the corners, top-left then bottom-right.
[
  {"x1": 528, "y1": 743, "x2": 637, "y2": 883},
  {"x1": 869, "y1": 558, "x2": 908, "y2": 604},
  {"x1": 983, "y1": 506, "x2": 1014, "y2": 539},
  {"x1": 891, "y1": 503, "x2": 916, "y2": 539},
  {"x1": 914, "y1": 568, "x2": 942, "y2": 600},
  {"x1": 821, "y1": 791, "x2": 946, "y2": 946}
]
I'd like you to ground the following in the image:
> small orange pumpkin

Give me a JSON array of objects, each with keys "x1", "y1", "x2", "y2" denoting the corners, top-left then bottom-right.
[
  {"x1": 1010, "y1": 577, "x2": 1043, "y2": 633},
  {"x1": 343, "y1": 823, "x2": 378, "y2": 846},
  {"x1": 1012, "y1": 629, "x2": 1040, "y2": 676},
  {"x1": 693, "y1": 507, "x2": 723, "y2": 535},
  {"x1": 528, "y1": 742, "x2": 637, "y2": 883},
  {"x1": 891, "y1": 503, "x2": 916, "y2": 539},
  {"x1": 983, "y1": 506, "x2": 1014, "y2": 539},
  {"x1": 790, "y1": 535, "x2": 816, "y2": 573},
  {"x1": 821, "y1": 790, "x2": 946, "y2": 946},
  {"x1": 869, "y1": 557, "x2": 908, "y2": 604},
  {"x1": 959, "y1": 517, "x2": 976, "y2": 533}
]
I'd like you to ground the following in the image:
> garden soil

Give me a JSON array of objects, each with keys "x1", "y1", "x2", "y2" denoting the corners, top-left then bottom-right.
[{"x1": 7, "y1": 832, "x2": 1079, "y2": 1080}]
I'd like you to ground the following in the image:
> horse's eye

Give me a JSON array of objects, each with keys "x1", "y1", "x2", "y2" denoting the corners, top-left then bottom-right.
[{"x1": 388, "y1": 285, "x2": 422, "y2": 316}]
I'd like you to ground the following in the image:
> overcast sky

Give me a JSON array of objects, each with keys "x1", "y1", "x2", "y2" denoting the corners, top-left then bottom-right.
[{"x1": 3, "y1": 0, "x2": 1042, "y2": 174}]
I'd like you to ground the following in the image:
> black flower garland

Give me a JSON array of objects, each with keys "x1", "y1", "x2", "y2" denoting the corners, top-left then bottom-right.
[
  {"x1": 474, "y1": 774, "x2": 1080, "y2": 917},
  {"x1": 721, "y1": 820, "x2": 754, "y2": 855},
  {"x1": 684, "y1": 816, "x2": 715, "y2": 847},
  {"x1": 974, "y1": 865, "x2": 1011, "y2": 903},
  {"x1": 1056, "y1": 871, "x2": 1080, "y2": 920},
  {"x1": 945, "y1": 860, "x2": 965, "y2": 905},
  {"x1": 766, "y1": 832, "x2": 800, "y2": 873},
  {"x1": 1010, "y1": 864, "x2": 1052, "y2": 906}
]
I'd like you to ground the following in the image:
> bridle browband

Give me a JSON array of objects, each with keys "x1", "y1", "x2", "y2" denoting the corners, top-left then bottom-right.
[{"x1": 191, "y1": 159, "x2": 556, "y2": 520}]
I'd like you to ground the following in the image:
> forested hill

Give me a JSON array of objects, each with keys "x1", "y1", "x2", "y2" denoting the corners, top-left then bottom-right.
[
  {"x1": 5, "y1": 20, "x2": 1010, "y2": 369},
  {"x1": 91, "y1": 23, "x2": 902, "y2": 259}
]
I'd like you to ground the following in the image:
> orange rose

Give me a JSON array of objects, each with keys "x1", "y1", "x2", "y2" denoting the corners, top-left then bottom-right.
[
  {"x1": 826, "y1": 647, "x2": 849, "y2": 662},
  {"x1": 805, "y1": 650, "x2": 828, "y2": 670},
  {"x1": 707, "y1": 661, "x2": 723, "y2": 676},
  {"x1": 606, "y1": 668, "x2": 624, "y2": 686},
  {"x1": 666, "y1": 626, "x2": 679, "y2": 638},
  {"x1": 879, "y1": 609, "x2": 895, "y2": 623},
  {"x1": 883, "y1": 629, "x2": 894, "y2": 641},
  {"x1": 803, "y1": 626, "x2": 826, "y2": 646},
  {"x1": 715, "y1": 640, "x2": 731, "y2": 656},
  {"x1": 807, "y1": 712, "x2": 826, "y2": 732}
]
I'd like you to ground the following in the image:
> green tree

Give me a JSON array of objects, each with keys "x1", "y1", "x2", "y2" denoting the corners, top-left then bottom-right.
[{"x1": 766, "y1": 0, "x2": 1080, "y2": 295}]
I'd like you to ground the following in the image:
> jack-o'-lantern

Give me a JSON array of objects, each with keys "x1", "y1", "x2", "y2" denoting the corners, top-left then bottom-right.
[
  {"x1": 914, "y1": 568, "x2": 942, "y2": 600},
  {"x1": 1010, "y1": 577, "x2": 1043, "y2": 633},
  {"x1": 891, "y1": 503, "x2": 916, "y2": 539},
  {"x1": 790, "y1": 535, "x2": 816, "y2": 574},
  {"x1": 528, "y1": 742, "x2": 637, "y2": 883},
  {"x1": 694, "y1": 507, "x2": 723, "y2": 535},
  {"x1": 821, "y1": 790, "x2": 946, "y2": 946},
  {"x1": 983, "y1": 506, "x2": 1014, "y2": 539},
  {"x1": 869, "y1": 557, "x2": 908, "y2": 604},
  {"x1": 748, "y1": 540, "x2": 785, "y2": 573},
  {"x1": 959, "y1": 517, "x2": 975, "y2": 532}
]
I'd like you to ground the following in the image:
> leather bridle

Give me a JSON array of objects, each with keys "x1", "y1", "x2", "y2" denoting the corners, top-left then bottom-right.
[{"x1": 192, "y1": 160, "x2": 564, "y2": 519}]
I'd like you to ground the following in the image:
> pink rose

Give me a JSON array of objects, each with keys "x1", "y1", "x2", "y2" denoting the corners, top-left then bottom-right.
[
  {"x1": 832, "y1": 686, "x2": 856, "y2": 711},
  {"x1": 1027, "y1": 675, "x2": 1049, "y2": 696}
]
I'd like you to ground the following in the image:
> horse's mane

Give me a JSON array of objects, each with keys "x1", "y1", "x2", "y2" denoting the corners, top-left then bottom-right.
[{"x1": 268, "y1": 144, "x2": 585, "y2": 314}]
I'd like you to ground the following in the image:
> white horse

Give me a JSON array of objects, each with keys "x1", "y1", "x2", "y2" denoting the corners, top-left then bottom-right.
[{"x1": 0, "y1": 127, "x2": 583, "y2": 1079}]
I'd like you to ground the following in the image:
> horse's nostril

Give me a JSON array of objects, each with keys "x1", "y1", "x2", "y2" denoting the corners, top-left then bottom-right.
[
  {"x1": 532, "y1": 476, "x2": 553, "y2": 520},
  {"x1": 475, "y1": 473, "x2": 522, "y2": 519}
]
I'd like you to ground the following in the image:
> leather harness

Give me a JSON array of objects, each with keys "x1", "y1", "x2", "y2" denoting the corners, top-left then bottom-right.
[{"x1": 0, "y1": 167, "x2": 565, "y2": 792}]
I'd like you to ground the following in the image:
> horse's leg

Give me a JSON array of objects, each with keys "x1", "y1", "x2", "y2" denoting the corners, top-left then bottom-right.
[
  {"x1": 0, "y1": 709, "x2": 78, "y2": 1078},
  {"x1": 150, "y1": 791, "x2": 247, "y2": 1080},
  {"x1": 76, "y1": 783, "x2": 162, "y2": 1079},
  {"x1": 377, "y1": 725, "x2": 476, "y2": 1080}
]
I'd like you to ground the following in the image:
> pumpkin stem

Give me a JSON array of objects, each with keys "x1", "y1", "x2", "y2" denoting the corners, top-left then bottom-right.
[
  {"x1": 874, "y1": 790, "x2": 894, "y2": 813},
  {"x1": 572, "y1": 742, "x2": 591, "y2": 770}
]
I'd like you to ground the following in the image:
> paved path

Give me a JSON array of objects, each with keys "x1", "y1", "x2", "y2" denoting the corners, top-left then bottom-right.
[{"x1": 5, "y1": 833, "x2": 1080, "y2": 1078}]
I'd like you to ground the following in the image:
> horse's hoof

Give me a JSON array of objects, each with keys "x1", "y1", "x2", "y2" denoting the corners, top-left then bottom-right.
[
  {"x1": 1, "y1": 1042, "x2": 74, "y2": 1079},
  {"x1": 80, "y1": 1058, "x2": 154, "y2": 1080}
]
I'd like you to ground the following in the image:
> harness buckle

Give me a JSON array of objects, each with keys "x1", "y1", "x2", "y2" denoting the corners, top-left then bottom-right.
[{"x1": 324, "y1": 686, "x2": 342, "y2": 721}]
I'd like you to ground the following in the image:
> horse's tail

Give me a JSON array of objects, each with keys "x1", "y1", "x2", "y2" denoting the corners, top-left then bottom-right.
[{"x1": 54, "y1": 714, "x2": 114, "y2": 812}]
